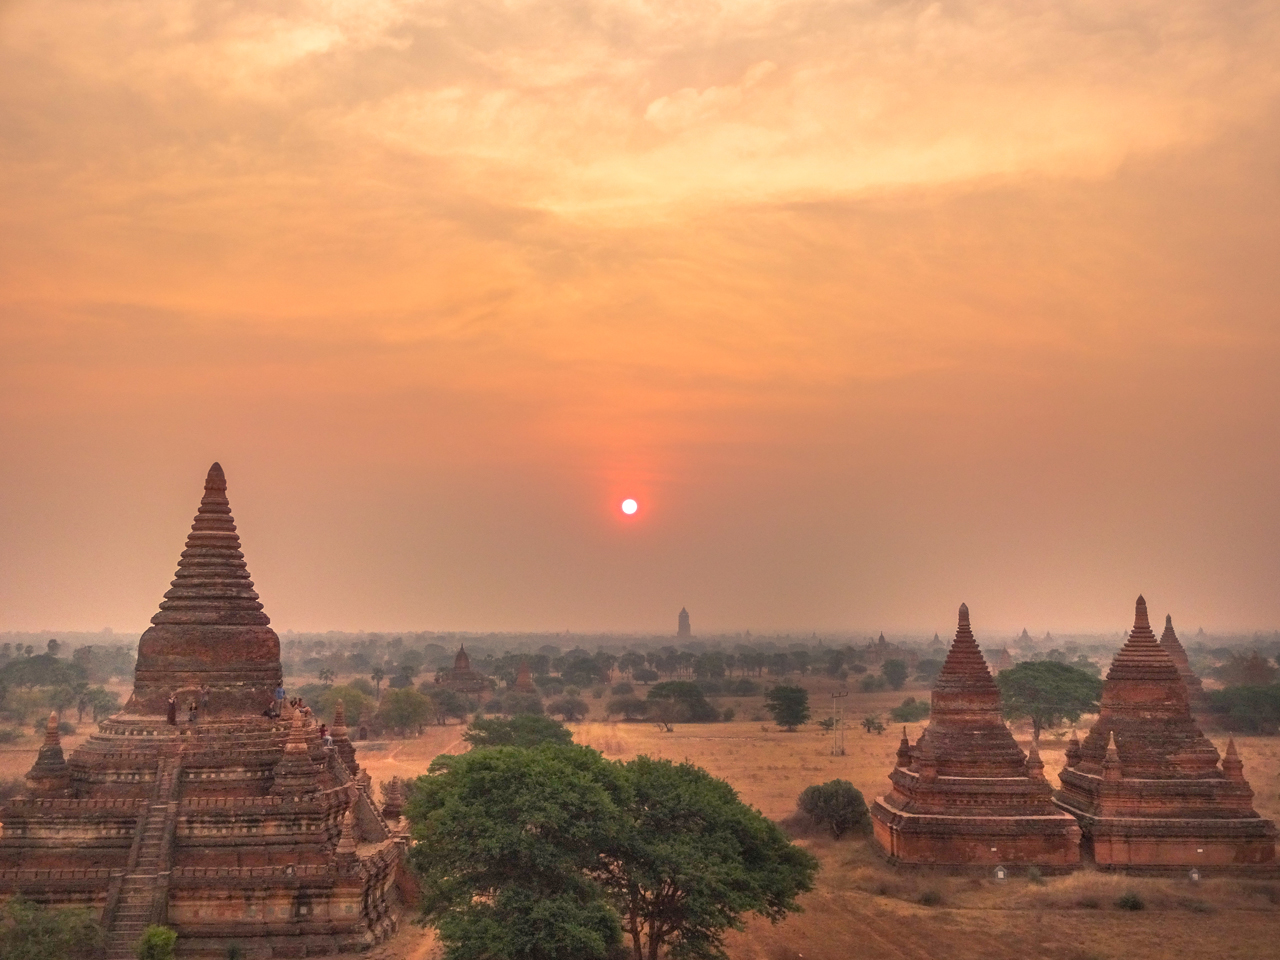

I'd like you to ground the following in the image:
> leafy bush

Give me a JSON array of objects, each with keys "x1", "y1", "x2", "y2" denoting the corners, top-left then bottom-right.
[
  {"x1": 797, "y1": 780, "x2": 869, "y2": 838},
  {"x1": 721, "y1": 707, "x2": 735, "y2": 722},
  {"x1": 1115, "y1": 892, "x2": 1145, "y2": 911},
  {"x1": 0, "y1": 896, "x2": 104, "y2": 959},
  {"x1": 888, "y1": 697, "x2": 930, "y2": 723},
  {"x1": 731, "y1": 678, "x2": 760, "y2": 696},
  {"x1": 919, "y1": 889, "x2": 943, "y2": 906},
  {"x1": 859, "y1": 674, "x2": 887, "y2": 693},
  {"x1": 0, "y1": 728, "x2": 23, "y2": 745},
  {"x1": 632, "y1": 668, "x2": 660, "y2": 684},
  {"x1": 610, "y1": 682, "x2": 634, "y2": 696},
  {"x1": 136, "y1": 924, "x2": 177, "y2": 960}
]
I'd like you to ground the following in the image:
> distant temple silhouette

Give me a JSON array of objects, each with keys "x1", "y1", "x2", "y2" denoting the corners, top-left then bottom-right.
[{"x1": 677, "y1": 607, "x2": 691, "y2": 638}]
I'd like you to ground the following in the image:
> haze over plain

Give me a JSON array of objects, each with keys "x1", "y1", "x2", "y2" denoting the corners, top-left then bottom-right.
[{"x1": 1, "y1": 0, "x2": 1278, "y2": 634}]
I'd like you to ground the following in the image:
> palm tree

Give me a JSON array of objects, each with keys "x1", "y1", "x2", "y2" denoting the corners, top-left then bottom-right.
[{"x1": 371, "y1": 667, "x2": 385, "y2": 698}]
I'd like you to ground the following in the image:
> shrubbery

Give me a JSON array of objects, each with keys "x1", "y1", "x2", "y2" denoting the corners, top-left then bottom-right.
[
  {"x1": 888, "y1": 697, "x2": 930, "y2": 723},
  {"x1": 797, "y1": 779, "x2": 869, "y2": 838}
]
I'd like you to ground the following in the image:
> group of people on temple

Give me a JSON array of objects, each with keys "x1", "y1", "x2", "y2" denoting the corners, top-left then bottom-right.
[{"x1": 165, "y1": 684, "x2": 210, "y2": 725}]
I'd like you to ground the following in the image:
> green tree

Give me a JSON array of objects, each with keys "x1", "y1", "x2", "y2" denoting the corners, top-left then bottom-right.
[
  {"x1": 645, "y1": 682, "x2": 718, "y2": 723},
  {"x1": 318, "y1": 667, "x2": 335, "y2": 686},
  {"x1": 376, "y1": 688, "x2": 433, "y2": 736},
  {"x1": 463, "y1": 715, "x2": 574, "y2": 749},
  {"x1": 371, "y1": 667, "x2": 385, "y2": 697},
  {"x1": 1207, "y1": 686, "x2": 1280, "y2": 733},
  {"x1": 996, "y1": 661, "x2": 1103, "y2": 739},
  {"x1": 408, "y1": 745, "x2": 628, "y2": 960},
  {"x1": 888, "y1": 697, "x2": 930, "y2": 723},
  {"x1": 424, "y1": 687, "x2": 475, "y2": 725},
  {"x1": 609, "y1": 756, "x2": 817, "y2": 960},
  {"x1": 546, "y1": 696, "x2": 589, "y2": 722},
  {"x1": 605, "y1": 696, "x2": 648, "y2": 720},
  {"x1": 881, "y1": 659, "x2": 908, "y2": 690},
  {"x1": 1215, "y1": 651, "x2": 1278, "y2": 688},
  {"x1": 764, "y1": 685, "x2": 810, "y2": 730},
  {"x1": 135, "y1": 924, "x2": 177, "y2": 960},
  {"x1": 860, "y1": 715, "x2": 885, "y2": 734},
  {"x1": 0, "y1": 895, "x2": 103, "y2": 959},
  {"x1": 404, "y1": 746, "x2": 817, "y2": 960},
  {"x1": 0, "y1": 654, "x2": 85, "y2": 690},
  {"x1": 797, "y1": 780, "x2": 869, "y2": 838}
]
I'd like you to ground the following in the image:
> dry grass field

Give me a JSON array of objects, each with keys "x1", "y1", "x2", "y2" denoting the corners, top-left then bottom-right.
[{"x1": 3, "y1": 678, "x2": 1278, "y2": 959}]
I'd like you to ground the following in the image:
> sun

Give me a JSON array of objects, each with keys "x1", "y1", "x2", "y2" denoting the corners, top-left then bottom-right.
[{"x1": 621, "y1": 498, "x2": 638, "y2": 515}]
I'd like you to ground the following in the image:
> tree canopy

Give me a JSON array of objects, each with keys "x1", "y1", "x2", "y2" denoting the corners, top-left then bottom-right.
[
  {"x1": 764, "y1": 685, "x2": 810, "y2": 730},
  {"x1": 463, "y1": 715, "x2": 574, "y2": 749},
  {"x1": 0, "y1": 895, "x2": 104, "y2": 960},
  {"x1": 995, "y1": 661, "x2": 1103, "y2": 739},
  {"x1": 0, "y1": 654, "x2": 85, "y2": 690},
  {"x1": 1207, "y1": 685, "x2": 1280, "y2": 734},
  {"x1": 405, "y1": 745, "x2": 817, "y2": 960},
  {"x1": 881, "y1": 659, "x2": 908, "y2": 690},
  {"x1": 797, "y1": 780, "x2": 869, "y2": 839},
  {"x1": 645, "y1": 681, "x2": 718, "y2": 723}
]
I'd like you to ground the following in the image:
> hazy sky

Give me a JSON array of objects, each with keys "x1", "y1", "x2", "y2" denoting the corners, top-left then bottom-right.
[{"x1": 2, "y1": 1, "x2": 1278, "y2": 635}]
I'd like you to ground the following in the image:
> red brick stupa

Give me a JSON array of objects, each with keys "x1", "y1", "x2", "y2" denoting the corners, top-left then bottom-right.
[
  {"x1": 1159, "y1": 613, "x2": 1208, "y2": 716},
  {"x1": 0, "y1": 464, "x2": 405, "y2": 957},
  {"x1": 513, "y1": 659, "x2": 537, "y2": 693},
  {"x1": 871, "y1": 604, "x2": 1081, "y2": 866},
  {"x1": 1055, "y1": 596, "x2": 1276, "y2": 867}
]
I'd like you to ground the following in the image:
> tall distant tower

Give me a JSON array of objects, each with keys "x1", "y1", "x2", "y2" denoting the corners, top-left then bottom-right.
[{"x1": 677, "y1": 607, "x2": 691, "y2": 638}]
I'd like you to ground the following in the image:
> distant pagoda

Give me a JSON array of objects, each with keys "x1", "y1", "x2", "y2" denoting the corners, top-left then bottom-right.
[
  {"x1": 1054, "y1": 596, "x2": 1275, "y2": 867},
  {"x1": 677, "y1": 607, "x2": 691, "y2": 638},
  {"x1": 871, "y1": 604, "x2": 1081, "y2": 866},
  {"x1": 513, "y1": 659, "x2": 537, "y2": 693},
  {"x1": 438, "y1": 643, "x2": 489, "y2": 695},
  {"x1": 0, "y1": 464, "x2": 405, "y2": 957},
  {"x1": 1158, "y1": 613, "x2": 1208, "y2": 715}
]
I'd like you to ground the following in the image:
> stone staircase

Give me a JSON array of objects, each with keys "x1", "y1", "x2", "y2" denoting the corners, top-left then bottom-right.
[{"x1": 104, "y1": 752, "x2": 182, "y2": 959}]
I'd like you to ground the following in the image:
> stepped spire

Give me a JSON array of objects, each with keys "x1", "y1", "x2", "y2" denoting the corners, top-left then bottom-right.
[
  {"x1": 25, "y1": 712, "x2": 71, "y2": 796},
  {"x1": 1223, "y1": 737, "x2": 1245, "y2": 782},
  {"x1": 1158, "y1": 613, "x2": 1207, "y2": 709},
  {"x1": 924, "y1": 603, "x2": 1027, "y2": 777},
  {"x1": 1025, "y1": 738, "x2": 1046, "y2": 781},
  {"x1": 129, "y1": 464, "x2": 282, "y2": 717},
  {"x1": 152, "y1": 463, "x2": 268, "y2": 627},
  {"x1": 1105, "y1": 595, "x2": 1180, "y2": 682}
]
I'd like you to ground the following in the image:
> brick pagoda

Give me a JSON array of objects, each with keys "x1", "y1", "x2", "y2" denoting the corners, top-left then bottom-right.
[
  {"x1": 0, "y1": 464, "x2": 405, "y2": 958},
  {"x1": 1158, "y1": 613, "x2": 1208, "y2": 715},
  {"x1": 1054, "y1": 596, "x2": 1275, "y2": 867},
  {"x1": 871, "y1": 604, "x2": 1081, "y2": 866},
  {"x1": 436, "y1": 644, "x2": 489, "y2": 697}
]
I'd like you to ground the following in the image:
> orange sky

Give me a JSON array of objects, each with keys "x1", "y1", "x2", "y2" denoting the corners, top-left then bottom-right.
[{"x1": 2, "y1": 0, "x2": 1278, "y2": 635}]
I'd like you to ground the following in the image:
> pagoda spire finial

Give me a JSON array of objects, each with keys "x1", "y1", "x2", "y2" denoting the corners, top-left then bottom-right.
[{"x1": 1134, "y1": 595, "x2": 1150, "y2": 632}]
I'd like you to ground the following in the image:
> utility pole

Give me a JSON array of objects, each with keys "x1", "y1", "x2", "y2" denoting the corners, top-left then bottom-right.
[{"x1": 830, "y1": 690, "x2": 849, "y2": 756}]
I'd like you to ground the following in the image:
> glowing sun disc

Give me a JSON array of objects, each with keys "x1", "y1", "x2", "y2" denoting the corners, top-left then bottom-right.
[{"x1": 621, "y1": 498, "x2": 638, "y2": 515}]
